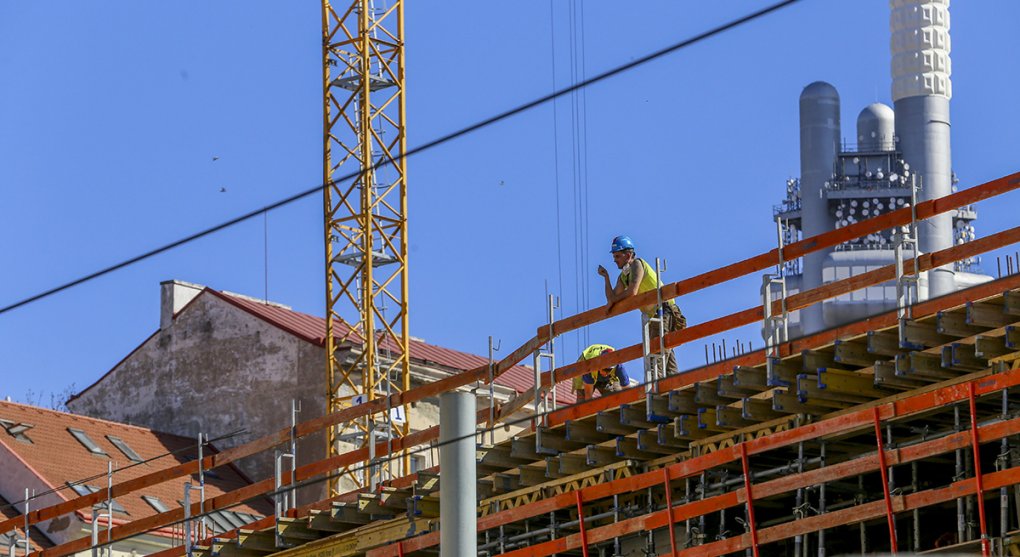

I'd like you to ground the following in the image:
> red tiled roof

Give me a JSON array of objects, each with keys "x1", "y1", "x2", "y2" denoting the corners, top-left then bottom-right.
[
  {"x1": 0, "y1": 401, "x2": 271, "y2": 528},
  {"x1": 209, "y1": 289, "x2": 576, "y2": 405}
]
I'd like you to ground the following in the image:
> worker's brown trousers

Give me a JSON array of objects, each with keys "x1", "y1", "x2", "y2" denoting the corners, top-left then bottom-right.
[{"x1": 650, "y1": 303, "x2": 686, "y2": 376}]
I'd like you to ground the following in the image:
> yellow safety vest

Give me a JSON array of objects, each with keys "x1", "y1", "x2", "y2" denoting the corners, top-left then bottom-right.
[
  {"x1": 620, "y1": 258, "x2": 673, "y2": 316},
  {"x1": 573, "y1": 344, "x2": 615, "y2": 391}
]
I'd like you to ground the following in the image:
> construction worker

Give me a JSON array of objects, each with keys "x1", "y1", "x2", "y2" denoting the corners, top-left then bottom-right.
[
  {"x1": 572, "y1": 344, "x2": 634, "y2": 401},
  {"x1": 597, "y1": 235, "x2": 686, "y2": 375}
]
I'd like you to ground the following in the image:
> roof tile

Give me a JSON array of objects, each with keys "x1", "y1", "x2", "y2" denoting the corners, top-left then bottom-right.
[
  {"x1": 0, "y1": 401, "x2": 270, "y2": 526},
  {"x1": 209, "y1": 289, "x2": 576, "y2": 405}
]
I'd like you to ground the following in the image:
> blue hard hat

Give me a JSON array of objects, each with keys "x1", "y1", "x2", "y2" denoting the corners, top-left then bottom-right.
[{"x1": 610, "y1": 235, "x2": 635, "y2": 253}]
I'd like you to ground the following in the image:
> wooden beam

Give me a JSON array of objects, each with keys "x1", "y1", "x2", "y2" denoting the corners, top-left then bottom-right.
[
  {"x1": 897, "y1": 351, "x2": 957, "y2": 380},
  {"x1": 868, "y1": 329, "x2": 905, "y2": 356},
  {"x1": 967, "y1": 301, "x2": 1014, "y2": 328},
  {"x1": 694, "y1": 381, "x2": 731, "y2": 406},
  {"x1": 1004, "y1": 291, "x2": 1020, "y2": 316},
  {"x1": 716, "y1": 374, "x2": 760, "y2": 399},
  {"x1": 772, "y1": 390, "x2": 831, "y2": 415},
  {"x1": 276, "y1": 518, "x2": 322, "y2": 542},
  {"x1": 833, "y1": 339, "x2": 877, "y2": 367},
  {"x1": 974, "y1": 335, "x2": 1013, "y2": 360},
  {"x1": 668, "y1": 390, "x2": 700, "y2": 414},
  {"x1": 535, "y1": 427, "x2": 586, "y2": 455},
  {"x1": 801, "y1": 349, "x2": 837, "y2": 372},
  {"x1": 733, "y1": 366, "x2": 768, "y2": 390},
  {"x1": 586, "y1": 445, "x2": 618, "y2": 468},
  {"x1": 902, "y1": 319, "x2": 955, "y2": 349},
  {"x1": 938, "y1": 310, "x2": 989, "y2": 338},
  {"x1": 767, "y1": 358, "x2": 800, "y2": 388},
  {"x1": 942, "y1": 343, "x2": 988, "y2": 372},
  {"x1": 564, "y1": 420, "x2": 608, "y2": 445},
  {"x1": 742, "y1": 398, "x2": 784, "y2": 421},
  {"x1": 595, "y1": 411, "x2": 634, "y2": 436},
  {"x1": 674, "y1": 415, "x2": 713, "y2": 440},
  {"x1": 873, "y1": 360, "x2": 927, "y2": 390},
  {"x1": 619, "y1": 404, "x2": 658, "y2": 429},
  {"x1": 714, "y1": 405, "x2": 755, "y2": 428}
]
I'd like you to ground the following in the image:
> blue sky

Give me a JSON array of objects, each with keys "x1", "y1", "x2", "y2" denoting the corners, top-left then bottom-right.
[{"x1": 1, "y1": 1, "x2": 1018, "y2": 404}]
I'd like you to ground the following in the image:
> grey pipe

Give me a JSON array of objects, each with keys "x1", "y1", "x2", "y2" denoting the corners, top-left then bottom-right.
[
  {"x1": 439, "y1": 392, "x2": 476, "y2": 557},
  {"x1": 799, "y1": 81, "x2": 841, "y2": 334}
]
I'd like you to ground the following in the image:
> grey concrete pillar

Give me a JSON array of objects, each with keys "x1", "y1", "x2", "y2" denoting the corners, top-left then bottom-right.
[
  {"x1": 891, "y1": 0, "x2": 955, "y2": 297},
  {"x1": 439, "y1": 391, "x2": 476, "y2": 557},
  {"x1": 799, "y1": 81, "x2": 841, "y2": 334}
]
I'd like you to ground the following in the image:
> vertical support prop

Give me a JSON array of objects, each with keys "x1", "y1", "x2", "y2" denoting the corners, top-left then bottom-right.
[
  {"x1": 873, "y1": 407, "x2": 898, "y2": 555},
  {"x1": 196, "y1": 433, "x2": 207, "y2": 541},
  {"x1": 488, "y1": 336, "x2": 499, "y2": 446},
  {"x1": 968, "y1": 383, "x2": 991, "y2": 557},
  {"x1": 761, "y1": 221, "x2": 789, "y2": 383},
  {"x1": 274, "y1": 449, "x2": 296, "y2": 548},
  {"x1": 895, "y1": 175, "x2": 921, "y2": 347},
  {"x1": 534, "y1": 295, "x2": 557, "y2": 451},
  {"x1": 574, "y1": 490, "x2": 590, "y2": 557},
  {"x1": 662, "y1": 468, "x2": 678, "y2": 557},
  {"x1": 547, "y1": 294, "x2": 558, "y2": 411},
  {"x1": 739, "y1": 443, "x2": 761, "y2": 557},
  {"x1": 21, "y1": 489, "x2": 31, "y2": 557}
]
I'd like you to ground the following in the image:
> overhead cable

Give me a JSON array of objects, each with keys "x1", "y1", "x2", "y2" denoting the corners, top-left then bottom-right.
[{"x1": 0, "y1": 0, "x2": 804, "y2": 316}]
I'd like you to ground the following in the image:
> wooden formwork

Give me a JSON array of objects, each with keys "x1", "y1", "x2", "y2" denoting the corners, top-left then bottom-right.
[{"x1": 10, "y1": 171, "x2": 1020, "y2": 557}]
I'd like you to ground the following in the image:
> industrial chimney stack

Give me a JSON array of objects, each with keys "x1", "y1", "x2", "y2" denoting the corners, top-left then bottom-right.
[{"x1": 891, "y1": 0, "x2": 955, "y2": 297}]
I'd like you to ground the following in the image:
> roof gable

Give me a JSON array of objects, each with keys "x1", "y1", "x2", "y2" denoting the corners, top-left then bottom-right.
[{"x1": 207, "y1": 288, "x2": 576, "y2": 404}]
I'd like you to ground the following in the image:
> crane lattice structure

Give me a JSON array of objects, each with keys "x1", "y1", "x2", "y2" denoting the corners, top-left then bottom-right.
[{"x1": 321, "y1": 0, "x2": 409, "y2": 494}]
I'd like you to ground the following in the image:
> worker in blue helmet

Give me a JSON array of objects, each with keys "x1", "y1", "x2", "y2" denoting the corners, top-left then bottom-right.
[
  {"x1": 571, "y1": 344, "x2": 635, "y2": 401},
  {"x1": 597, "y1": 235, "x2": 686, "y2": 375}
]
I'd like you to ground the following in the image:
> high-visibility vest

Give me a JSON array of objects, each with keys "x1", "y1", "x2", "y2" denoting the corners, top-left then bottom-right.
[
  {"x1": 620, "y1": 258, "x2": 674, "y2": 316},
  {"x1": 573, "y1": 344, "x2": 615, "y2": 390}
]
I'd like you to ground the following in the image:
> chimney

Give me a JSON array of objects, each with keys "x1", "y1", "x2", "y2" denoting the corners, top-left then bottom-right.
[
  {"x1": 891, "y1": 0, "x2": 955, "y2": 297},
  {"x1": 160, "y1": 280, "x2": 204, "y2": 330}
]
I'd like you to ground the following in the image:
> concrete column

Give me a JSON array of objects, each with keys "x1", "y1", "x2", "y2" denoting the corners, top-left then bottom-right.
[{"x1": 439, "y1": 391, "x2": 476, "y2": 556}]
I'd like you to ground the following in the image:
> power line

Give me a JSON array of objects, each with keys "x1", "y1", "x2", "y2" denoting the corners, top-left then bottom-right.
[{"x1": 0, "y1": 0, "x2": 804, "y2": 317}]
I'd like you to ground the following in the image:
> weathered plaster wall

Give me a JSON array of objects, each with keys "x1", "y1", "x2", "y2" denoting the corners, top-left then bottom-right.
[
  {"x1": 66, "y1": 286, "x2": 528, "y2": 502},
  {"x1": 0, "y1": 441, "x2": 79, "y2": 546},
  {"x1": 67, "y1": 293, "x2": 327, "y2": 499}
]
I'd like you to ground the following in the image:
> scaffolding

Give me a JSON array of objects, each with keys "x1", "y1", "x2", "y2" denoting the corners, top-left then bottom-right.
[{"x1": 6, "y1": 171, "x2": 1020, "y2": 557}]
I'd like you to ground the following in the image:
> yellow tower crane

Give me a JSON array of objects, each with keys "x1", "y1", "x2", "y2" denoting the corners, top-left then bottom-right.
[{"x1": 321, "y1": 0, "x2": 410, "y2": 494}]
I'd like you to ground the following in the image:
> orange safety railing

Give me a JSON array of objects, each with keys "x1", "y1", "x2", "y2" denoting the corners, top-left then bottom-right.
[
  {"x1": 9, "y1": 170, "x2": 1020, "y2": 557},
  {"x1": 369, "y1": 363, "x2": 1020, "y2": 556}
]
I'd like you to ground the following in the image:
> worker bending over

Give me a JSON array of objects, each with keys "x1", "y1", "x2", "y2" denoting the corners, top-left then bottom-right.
[
  {"x1": 597, "y1": 235, "x2": 686, "y2": 375},
  {"x1": 572, "y1": 344, "x2": 634, "y2": 401}
]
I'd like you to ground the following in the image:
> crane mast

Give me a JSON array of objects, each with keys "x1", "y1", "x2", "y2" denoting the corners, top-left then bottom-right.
[{"x1": 321, "y1": 0, "x2": 409, "y2": 494}]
